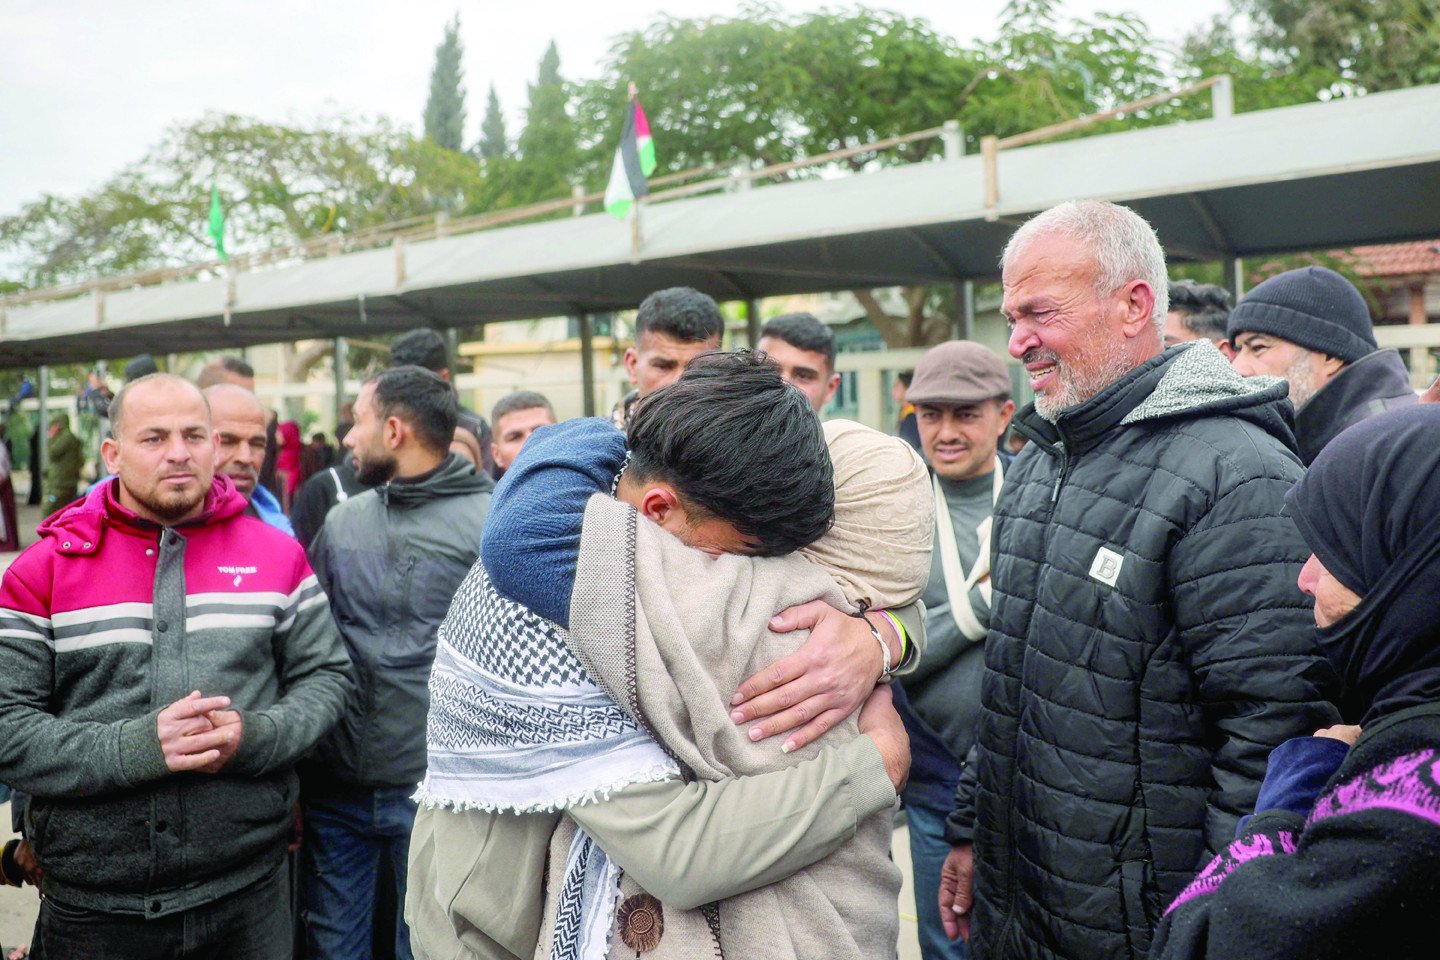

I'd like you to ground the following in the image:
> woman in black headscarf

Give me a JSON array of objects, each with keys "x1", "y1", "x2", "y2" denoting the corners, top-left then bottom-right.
[{"x1": 1152, "y1": 403, "x2": 1440, "y2": 960}]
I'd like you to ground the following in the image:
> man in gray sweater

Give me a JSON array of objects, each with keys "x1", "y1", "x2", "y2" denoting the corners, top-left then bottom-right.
[
  {"x1": 304, "y1": 366, "x2": 495, "y2": 960},
  {"x1": 0, "y1": 373, "x2": 351, "y2": 960}
]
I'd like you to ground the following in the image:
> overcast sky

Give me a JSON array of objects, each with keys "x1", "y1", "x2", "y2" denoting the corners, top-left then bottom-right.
[{"x1": 1, "y1": 0, "x2": 1229, "y2": 218}]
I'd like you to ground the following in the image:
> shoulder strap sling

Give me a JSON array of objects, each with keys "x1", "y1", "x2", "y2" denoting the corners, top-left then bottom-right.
[{"x1": 935, "y1": 459, "x2": 1003, "y2": 643}]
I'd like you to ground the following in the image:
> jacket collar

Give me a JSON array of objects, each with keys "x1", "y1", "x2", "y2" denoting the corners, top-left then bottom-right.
[
  {"x1": 1015, "y1": 341, "x2": 1296, "y2": 458},
  {"x1": 1295, "y1": 349, "x2": 1419, "y2": 464},
  {"x1": 378, "y1": 453, "x2": 495, "y2": 507},
  {"x1": 39, "y1": 474, "x2": 249, "y2": 556},
  {"x1": 1014, "y1": 348, "x2": 1177, "y2": 456}
]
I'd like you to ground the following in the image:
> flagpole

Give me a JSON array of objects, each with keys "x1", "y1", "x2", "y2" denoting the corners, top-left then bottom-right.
[
  {"x1": 629, "y1": 199, "x2": 643, "y2": 262},
  {"x1": 629, "y1": 81, "x2": 643, "y2": 259},
  {"x1": 223, "y1": 261, "x2": 236, "y2": 327}
]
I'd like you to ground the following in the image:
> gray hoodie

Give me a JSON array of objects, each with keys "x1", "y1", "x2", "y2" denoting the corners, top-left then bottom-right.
[{"x1": 307, "y1": 454, "x2": 494, "y2": 789}]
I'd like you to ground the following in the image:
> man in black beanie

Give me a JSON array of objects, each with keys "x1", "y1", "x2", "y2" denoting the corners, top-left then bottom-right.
[{"x1": 1229, "y1": 265, "x2": 1417, "y2": 464}]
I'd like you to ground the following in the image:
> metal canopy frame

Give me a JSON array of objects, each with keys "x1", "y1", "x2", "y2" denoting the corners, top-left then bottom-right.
[{"x1": 2, "y1": 83, "x2": 1438, "y2": 369}]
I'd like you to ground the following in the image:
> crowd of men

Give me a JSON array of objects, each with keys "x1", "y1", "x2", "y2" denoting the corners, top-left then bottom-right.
[{"x1": 1, "y1": 198, "x2": 1437, "y2": 960}]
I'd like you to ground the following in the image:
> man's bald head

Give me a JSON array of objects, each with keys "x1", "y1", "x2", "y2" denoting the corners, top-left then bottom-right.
[
  {"x1": 196, "y1": 356, "x2": 256, "y2": 392},
  {"x1": 204, "y1": 384, "x2": 268, "y2": 499},
  {"x1": 110, "y1": 374, "x2": 209, "y2": 439},
  {"x1": 204, "y1": 384, "x2": 265, "y2": 421}
]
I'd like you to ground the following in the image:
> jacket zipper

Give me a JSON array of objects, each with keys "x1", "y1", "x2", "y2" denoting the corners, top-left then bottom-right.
[
  {"x1": 1050, "y1": 440, "x2": 1069, "y2": 505},
  {"x1": 996, "y1": 437, "x2": 1069, "y2": 950}
]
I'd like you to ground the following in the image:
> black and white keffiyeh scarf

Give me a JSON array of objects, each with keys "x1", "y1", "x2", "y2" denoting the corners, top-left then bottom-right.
[{"x1": 415, "y1": 561, "x2": 677, "y2": 959}]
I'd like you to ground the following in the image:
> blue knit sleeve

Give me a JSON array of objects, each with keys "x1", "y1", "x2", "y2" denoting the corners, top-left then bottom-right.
[
  {"x1": 1237, "y1": 735, "x2": 1351, "y2": 833},
  {"x1": 480, "y1": 418, "x2": 628, "y2": 627}
]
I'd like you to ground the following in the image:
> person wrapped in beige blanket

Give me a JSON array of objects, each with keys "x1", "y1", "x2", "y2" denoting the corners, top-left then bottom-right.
[{"x1": 409, "y1": 353, "x2": 931, "y2": 960}]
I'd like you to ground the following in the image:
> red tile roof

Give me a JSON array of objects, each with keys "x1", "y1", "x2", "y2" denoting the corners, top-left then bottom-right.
[{"x1": 1344, "y1": 241, "x2": 1440, "y2": 278}]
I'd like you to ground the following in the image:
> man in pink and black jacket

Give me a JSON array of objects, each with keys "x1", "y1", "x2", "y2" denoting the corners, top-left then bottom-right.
[{"x1": 0, "y1": 373, "x2": 351, "y2": 960}]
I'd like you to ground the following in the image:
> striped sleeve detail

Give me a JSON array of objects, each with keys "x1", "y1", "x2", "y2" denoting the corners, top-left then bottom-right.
[
  {"x1": 184, "y1": 591, "x2": 291, "y2": 633},
  {"x1": 186, "y1": 590, "x2": 289, "y2": 610},
  {"x1": 51, "y1": 602, "x2": 153, "y2": 653},
  {"x1": 57, "y1": 631, "x2": 153, "y2": 653},
  {"x1": 278, "y1": 574, "x2": 327, "y2": 633},
  {"x1": 0, "y1": 608, "x2": 54, "y2": 646}
]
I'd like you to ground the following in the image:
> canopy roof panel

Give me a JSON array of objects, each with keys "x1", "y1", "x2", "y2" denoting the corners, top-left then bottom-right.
[{"x1": 3, "y1": 83, "x2": 1437, "y2": 367}]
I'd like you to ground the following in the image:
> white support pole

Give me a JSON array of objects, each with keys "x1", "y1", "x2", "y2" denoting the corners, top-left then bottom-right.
[
  {"x1": 963, "y1": 280, "x2": 977, "y2": 341},
  {"x1": 333, "y1": 338, "x2": 348, "y2": 434},
  {"x1": 942, "y1": 120, "x2": 964, "y2": 160},
  {"x1": 1225, "y1": 257, "x2": 1246, "y2": 302},
  {"x1": 37, "y1": 366, "x2": 50, "y2": 503},
  {"x1": 1211, "y1": 75, "x2": 1234, "y2": 121}
]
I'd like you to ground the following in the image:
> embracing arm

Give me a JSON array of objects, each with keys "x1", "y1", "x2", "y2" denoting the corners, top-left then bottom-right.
[
  {"x1": 572, "y1": 735, "x2": 896, "y2": 910},
  {"x1": 730, "y1": 599, "x2": 926, "y2": 752},
  {"x1": 480, "y1": 418, "x2": 627, "y2": 627}
]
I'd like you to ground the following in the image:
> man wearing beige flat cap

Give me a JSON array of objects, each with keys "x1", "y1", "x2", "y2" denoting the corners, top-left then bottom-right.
[{"x1": 892, "y1": 340, "x2": 1014, "y2": 960}]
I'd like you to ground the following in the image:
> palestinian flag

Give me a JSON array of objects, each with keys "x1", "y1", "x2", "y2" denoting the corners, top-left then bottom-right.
[{"x1": 604, "y1": 94, "x2": 656, "y2": 219}]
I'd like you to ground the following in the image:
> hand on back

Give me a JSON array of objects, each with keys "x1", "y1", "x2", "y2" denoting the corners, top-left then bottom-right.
[
  {"x1": 730, "y1": 599, "x2": 894, "y2": 753},
  {"x1": 857, "y1": 685, "x2": 910, "y2": 792}
]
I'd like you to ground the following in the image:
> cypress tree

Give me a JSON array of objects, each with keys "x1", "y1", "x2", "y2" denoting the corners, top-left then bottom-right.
[
  {"x1": 478, "y1": 84, "x2": 508, "y2": 159},
  {"x1": 514, "y1": 41, "x2": 578, "y2": 202},
  {"x1": 423, "y1": 14, "x2": 467, "y2": 152}
]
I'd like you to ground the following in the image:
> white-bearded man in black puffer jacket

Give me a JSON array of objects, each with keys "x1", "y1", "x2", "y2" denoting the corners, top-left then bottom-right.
[{"x1": 938, "y1": 201, "x2": 1339, "y2": 960}]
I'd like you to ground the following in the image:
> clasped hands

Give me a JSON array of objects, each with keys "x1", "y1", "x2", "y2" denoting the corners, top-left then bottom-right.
[{"x1": 157, "y1": 690, "x2": 244, "y2": 774}]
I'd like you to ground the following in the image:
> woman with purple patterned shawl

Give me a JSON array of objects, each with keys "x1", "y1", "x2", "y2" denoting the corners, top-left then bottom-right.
[{"x1": 1152, "y1": 404, "x2": 1440, "y2": 960}]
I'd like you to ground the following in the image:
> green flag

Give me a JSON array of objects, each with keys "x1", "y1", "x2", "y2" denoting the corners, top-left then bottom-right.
[{"x1": 208, "y1": 184, "x2": 228, "y2": 261}]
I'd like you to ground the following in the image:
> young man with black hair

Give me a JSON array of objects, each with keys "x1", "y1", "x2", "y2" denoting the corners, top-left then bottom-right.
[
  {"x1": 1164, "y1": 280, "x2": 1234, "y2": 356},
  {"x1": 304, "y1": 366, "x2": 494, "y2": 960},
  {"x1": 613, "y1": 286, "x2": 724, "y2": 428},
  {"x1": 408, "y1": 352, "x2": 921, "y2": 960},
  {"x1": 756, "y1": 311, "x2": 842, "y2": 412},
  {"x1": 390, "y1": 328, "x2": 495, "y2": 476},
  {"x1": 489, "y1": 390, "x2": 556, "y2": 475}
]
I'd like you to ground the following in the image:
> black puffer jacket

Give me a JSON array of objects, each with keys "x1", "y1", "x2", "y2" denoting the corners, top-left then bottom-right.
[{"x1": 951, "y1": 343, "x2": 1338, "y2": 960}]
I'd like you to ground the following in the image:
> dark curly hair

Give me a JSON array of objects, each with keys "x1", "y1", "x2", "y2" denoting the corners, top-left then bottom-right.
[
  {"x1": 627, "y1": 351, "x2": 834, "y2": 556},
  {"x1": 635, "y1": 287, "x2": 725, "y2": 344},
  {"x1": 1168, "y1": 280, "x2": 1232, "y2": 342}
]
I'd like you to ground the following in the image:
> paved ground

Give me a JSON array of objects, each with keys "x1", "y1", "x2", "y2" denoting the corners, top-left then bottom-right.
[
  {"x1": 1, "y1": 803, "x2": 34, "y2": 953},
  {"x1": 0, "y1": 471, "x2": 924, "y2": 957}
]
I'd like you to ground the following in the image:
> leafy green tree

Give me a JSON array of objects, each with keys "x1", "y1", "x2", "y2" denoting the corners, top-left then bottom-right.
[
  {"x1": 423, "y1": 14, "x2": 467, "y2": 151},
  {"x1": 572, "y1": 0, "x2": 1172, "y2": 345},
  {"x1": 478, "y1": 83, "x2": 509, "y2": 160},
  {"x1": 1173, "y1": 17, "x2": 1345, "y2": 114},
  {"x1": 0, "y1": 114, "x2": 483, "y2": 287},
  {"x1": 1239, "y1": 0, "x2": 1440, "y2": 92}
]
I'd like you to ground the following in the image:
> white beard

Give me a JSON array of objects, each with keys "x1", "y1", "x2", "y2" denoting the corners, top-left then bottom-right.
[{"x1": 1032, "y1": 349, "x2": 1138, "y2": 422}]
